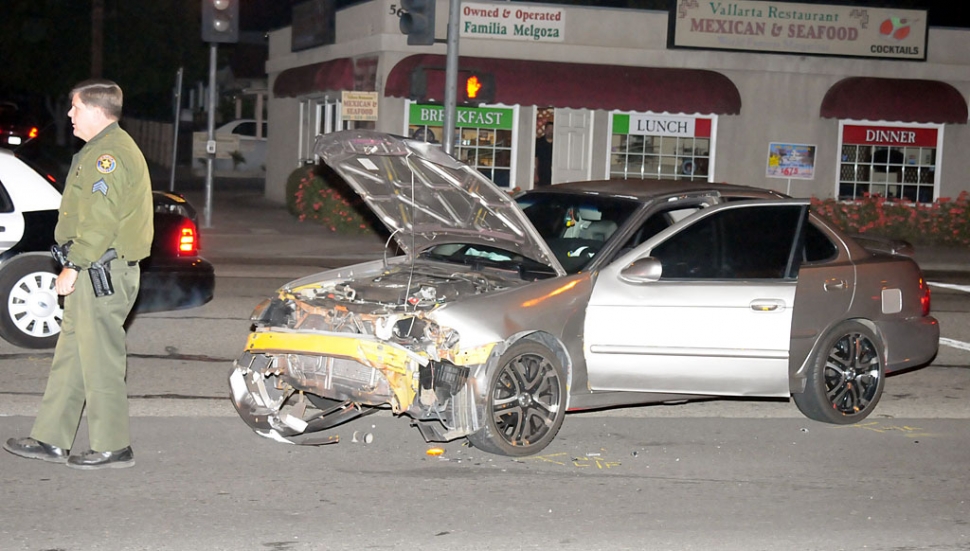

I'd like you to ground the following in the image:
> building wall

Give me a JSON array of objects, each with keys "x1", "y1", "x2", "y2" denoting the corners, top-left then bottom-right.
[{"x1": 264, "y1": 1, "x2": 970, "y2": 203}]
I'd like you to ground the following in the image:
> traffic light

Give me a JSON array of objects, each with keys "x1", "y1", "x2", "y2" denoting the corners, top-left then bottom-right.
[
  {"x1": 463, "y1": 73, "x2": 495, "y2": 104},
  {"x1": 399, "y1": 0, "x2": 436, "y2": 46},
  {"x1": 202, "y1": 0, "x2": 239, "y2": 43}
]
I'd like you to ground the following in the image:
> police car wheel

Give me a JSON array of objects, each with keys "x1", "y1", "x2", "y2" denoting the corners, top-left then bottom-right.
[{"x1": 0, "y1": 255, "x2": 63, "y2": 349}]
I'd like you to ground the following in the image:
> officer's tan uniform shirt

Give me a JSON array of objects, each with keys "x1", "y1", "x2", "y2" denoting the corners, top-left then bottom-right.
[{"x1": 55, "y1": 121, "x2": 153, "y2": 267}]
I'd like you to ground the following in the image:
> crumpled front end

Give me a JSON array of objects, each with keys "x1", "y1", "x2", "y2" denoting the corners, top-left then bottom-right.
[{"x1": 229, "y1": 263, "x2": 520, "y2": 445}]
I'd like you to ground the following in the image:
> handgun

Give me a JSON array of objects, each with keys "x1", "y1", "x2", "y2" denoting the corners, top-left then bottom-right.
[{"x1": 88, "y1": 249, "x2": 118, "y2": 298}]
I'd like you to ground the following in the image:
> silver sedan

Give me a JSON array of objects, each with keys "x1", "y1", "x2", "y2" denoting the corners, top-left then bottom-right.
[{"x1": 229, "y1": 131, "x2": 939, "y2": 456}]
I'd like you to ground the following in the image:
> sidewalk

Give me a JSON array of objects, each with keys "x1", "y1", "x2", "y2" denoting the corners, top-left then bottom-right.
[{"x1": 157, "y1": 172, "x2": 969, "y2": 273}]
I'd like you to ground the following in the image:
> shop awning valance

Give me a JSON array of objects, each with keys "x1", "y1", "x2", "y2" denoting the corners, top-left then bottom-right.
[
  {"x1": 821, "y1": 77, "x2": 968, "y2": 124},
  {"x1": 273, "y1": 58, "x2": 354, "y2": 98},
  {"x1": 384, "y1": 54, "x2": 742, "y2": 115}
]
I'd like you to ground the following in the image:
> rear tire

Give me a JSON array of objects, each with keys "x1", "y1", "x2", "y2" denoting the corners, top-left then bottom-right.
[
  {"x1": 793, "y1": 321, "x2": 885, "y2": 424},
  {"x1": 0, "y1": 255, "x2": 62, "y2": 349},
  {"x1": 467, "y1": 340, "x2": 566, "y2": 456}
]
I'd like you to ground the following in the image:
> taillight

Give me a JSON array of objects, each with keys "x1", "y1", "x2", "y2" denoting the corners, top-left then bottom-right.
[
  {"x1": 177, "y1": 221, "x2": 198, "y2": 256},
  {"x1": 919, "y1": 276, "x2": 931, "y2": 317}
]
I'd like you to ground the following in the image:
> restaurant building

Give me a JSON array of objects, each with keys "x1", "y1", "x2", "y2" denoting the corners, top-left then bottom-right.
[{"x1": 263, "y1": 0, "x2": 969, "y2": 205}]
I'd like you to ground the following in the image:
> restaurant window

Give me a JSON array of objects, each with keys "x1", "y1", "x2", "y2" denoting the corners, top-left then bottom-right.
[
  {"x1": 406, "y1": 102, "x2": 516, "y2": 188},
  {"x1": 838, "y1": 123, "x2": 941, "y2": 203},
  {"x1": 609, "y1": 113, "x2": 714, "y2": 181}
]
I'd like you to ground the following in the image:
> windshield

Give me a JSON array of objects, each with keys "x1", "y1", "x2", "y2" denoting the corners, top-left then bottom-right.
[{"x1": 516, "y1": 192, "x2": 641, "y2": 274}]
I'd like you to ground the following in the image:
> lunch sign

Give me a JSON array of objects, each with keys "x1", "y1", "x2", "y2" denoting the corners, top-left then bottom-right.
[{"x1": 671, "y1": 0, "x2": 927, "y2": 60}]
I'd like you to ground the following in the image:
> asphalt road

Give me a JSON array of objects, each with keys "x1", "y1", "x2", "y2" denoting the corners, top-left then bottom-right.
[{"x1": 1, "y1": 265, "x2": 969, "y2": 551}]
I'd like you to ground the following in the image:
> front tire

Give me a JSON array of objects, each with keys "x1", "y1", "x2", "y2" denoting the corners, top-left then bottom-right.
[
  {"x1": 0, "y1": 255, "x2": 62, "y2": 349},
  {"x1": 793, "y1": 321, "x2": 885, "y2": 424},
  {"x1": 467, "y1": 340, "x2": 567, "y2": 456}
]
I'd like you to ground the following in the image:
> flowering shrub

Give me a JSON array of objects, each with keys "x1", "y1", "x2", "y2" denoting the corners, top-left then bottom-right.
[
  {"x1": 287, "y1": 165, "x2": 380, "y2": 234},
  {"x1": 811, "y1": 191, "x2": 970, "y2": 247}
]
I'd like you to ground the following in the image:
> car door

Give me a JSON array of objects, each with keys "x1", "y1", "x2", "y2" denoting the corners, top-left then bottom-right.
[
  {"x1": 584, "y1": 200, "x2": 809, "y2": 398},
  {"x1": 788, "y1": 216, "x2": 856, "y2": 378},
  {"x1": 0, "y1": 182, "x2": 25, "y2": 254}
]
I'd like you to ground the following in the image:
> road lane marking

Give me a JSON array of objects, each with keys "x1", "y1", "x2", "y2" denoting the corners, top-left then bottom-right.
[
  {"x1": 940, "y1": 337, "x2": 970, "y2": 352},
  {"x1": 929, "y1": 282, "x2": 970, "y2": 293}
]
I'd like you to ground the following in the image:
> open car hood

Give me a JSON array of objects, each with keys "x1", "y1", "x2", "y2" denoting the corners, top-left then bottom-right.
[{"x1": 314, "y1": 130, "x2": 565, "y2": 276}]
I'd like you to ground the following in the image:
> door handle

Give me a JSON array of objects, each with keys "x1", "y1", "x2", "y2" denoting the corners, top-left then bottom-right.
[
  {"x1": 824, "y1": 278, "x2": 847, "y2": 291},
  {"x1": 750, "y1": 299, "x2": 785, "y2": 312}
]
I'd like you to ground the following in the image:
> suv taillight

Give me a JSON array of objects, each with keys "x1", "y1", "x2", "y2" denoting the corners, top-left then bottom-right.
[{"x1": 178, "y1": 221, "x2": 198, "y2": 256}]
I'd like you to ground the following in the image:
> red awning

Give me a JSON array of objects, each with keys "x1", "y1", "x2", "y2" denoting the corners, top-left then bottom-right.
[
  {"x1": 821, "y1": 77, "x2": 968, "y2": 124},
  {"x1": 384, "y1": 54, "x2": 741, "y2": 115},
  {"x1": 273, "y1": 58, "x2": 354, "y2": 98}
]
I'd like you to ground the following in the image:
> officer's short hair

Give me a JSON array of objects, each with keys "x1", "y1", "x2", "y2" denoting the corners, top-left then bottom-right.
[{"x1": 71, "y1": 79, "x2": 123, "y2": 120}]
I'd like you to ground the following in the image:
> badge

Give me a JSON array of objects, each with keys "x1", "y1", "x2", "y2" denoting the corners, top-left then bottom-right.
[
  {"x1": 92, "y1": 179, "x2": 109, "y2": 196},
  {"x1": 96, "y1": 154, "x2": 116, "y2": 174}
]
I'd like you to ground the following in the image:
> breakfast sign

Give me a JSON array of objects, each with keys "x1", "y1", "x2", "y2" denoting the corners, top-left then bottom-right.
[{"x1": 671, "y1": 1, "x2": 927, "y2": 60}]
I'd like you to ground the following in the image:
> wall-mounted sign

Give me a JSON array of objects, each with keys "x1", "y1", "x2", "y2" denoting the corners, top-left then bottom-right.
[
  {"x1": 612, "y1": 113, "x2": 712, "y2": 138},
  {"x1": 341, "y1": 91, "x2": 379, "y2": 121},
  {"x1": 460, "y1": 2, "x2": 564, "y2": 42},
  {"x1": 409, "y1": 104, "x2": 514, "y2": 130},
  {"x1": 767, "y1": 142, "x2": 816, "y2": 180},
  {"x1": 842, "y1": 124, "x2": 938, "y2": 147},
  {"x1": 671, "y1": 0, "x2": 927, "y2": 60}
]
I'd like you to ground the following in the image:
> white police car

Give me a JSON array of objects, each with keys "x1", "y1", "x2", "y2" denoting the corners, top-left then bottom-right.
[{"x1": 0, "y1": 147, "x2": 214, "y2": 348}]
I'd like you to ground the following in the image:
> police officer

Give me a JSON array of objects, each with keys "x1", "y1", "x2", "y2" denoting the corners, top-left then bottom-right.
[{"x1": 3, "y1": 79, "x2": 153, "y2": 470}]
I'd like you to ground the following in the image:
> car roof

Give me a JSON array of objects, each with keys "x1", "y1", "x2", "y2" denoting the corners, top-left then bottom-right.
[{"x1": 527, "y1": 179, "x2": 785, "y2": 202}]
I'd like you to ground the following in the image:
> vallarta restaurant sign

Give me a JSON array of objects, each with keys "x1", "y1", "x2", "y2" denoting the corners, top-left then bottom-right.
[
  {"x1": 671, "y1": 1, "x2": 927, "y2": 60},
  {"x1": 460, "y1": 2, "x2": 565, "y2": 42}
]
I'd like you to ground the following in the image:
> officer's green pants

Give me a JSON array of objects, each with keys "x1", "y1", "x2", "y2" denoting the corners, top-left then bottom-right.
[{"x1": 31, "y1": 262, "x2": 140, "y2": 452}]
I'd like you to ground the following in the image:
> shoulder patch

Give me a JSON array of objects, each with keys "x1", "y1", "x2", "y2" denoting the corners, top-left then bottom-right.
[
  {"x1": 96, "y1": 154, "x2": 117, "y2": 174},
  {"x1": 92, "y1": 179, "x2": 109, "y2": 196}
]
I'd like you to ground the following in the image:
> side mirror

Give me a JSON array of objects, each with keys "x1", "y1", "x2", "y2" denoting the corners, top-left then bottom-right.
[{"x1": 618, "y1": 257, "x2": 662, "y2": 284}]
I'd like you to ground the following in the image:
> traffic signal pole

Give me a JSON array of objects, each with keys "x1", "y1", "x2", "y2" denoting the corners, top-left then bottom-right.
[
  {"x1": 204, "y1": 43, "x2": 217, "y2": 229},
  {"x1": 442, "y1": 0, "x2": 461, "y2": 156},
  {"x1": 400, "y1": 0, "x2": 460, "y2": 155},
  {"x1": 200, "y1": 0, "x2": 239, "y2": 229}
]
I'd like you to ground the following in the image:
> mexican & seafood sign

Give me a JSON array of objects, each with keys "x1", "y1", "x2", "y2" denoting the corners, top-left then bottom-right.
[{"x1": 671, "y1": 0, "x2": 927, "y2": 60}]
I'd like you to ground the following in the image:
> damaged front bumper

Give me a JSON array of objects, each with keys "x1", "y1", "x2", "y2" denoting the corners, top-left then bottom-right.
[{"x1": 228, "y1": 328, "x2": 494, "y2": 446}]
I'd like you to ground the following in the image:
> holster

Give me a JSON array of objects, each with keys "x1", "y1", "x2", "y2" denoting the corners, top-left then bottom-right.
[{"x1": 89, "y1": 249, "x2": 118, "y2": 298}]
